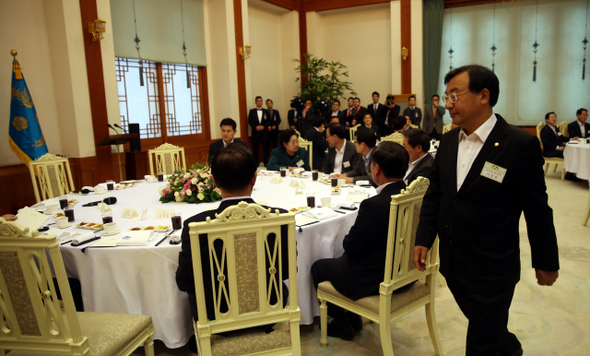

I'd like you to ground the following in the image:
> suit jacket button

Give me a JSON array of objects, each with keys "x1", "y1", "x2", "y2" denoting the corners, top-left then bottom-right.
[{"x1": 452, "y1": 199, "x2": 458, "y2": 204}]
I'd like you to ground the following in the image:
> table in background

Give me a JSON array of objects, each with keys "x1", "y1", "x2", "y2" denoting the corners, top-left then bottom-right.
[
  {"x1": 51, "y1": 174, "x2": 369, "y2": 348},
  {"x1": 564, "y1": 142, "x2": 590, "y2": 180}
]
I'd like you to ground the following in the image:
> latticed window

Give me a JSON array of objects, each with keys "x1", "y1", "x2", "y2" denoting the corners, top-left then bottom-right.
[{"x1": 115, "y1": 57, "x2": 206, "y2": 140}]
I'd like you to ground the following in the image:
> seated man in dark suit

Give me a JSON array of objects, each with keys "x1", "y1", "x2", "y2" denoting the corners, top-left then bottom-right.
[
  {"x1": 325, "y1": 100, "x2": 346, "y2": 126},
  {"x1": 311, "y1": 141, "x2": 409, "y2": 340},
  {"x1": 176, "y1": 143, "x2": 290, "y2": 324},
  {"x1": 208, "y1": 118, "x2": 249, "y2": 165},
  {"x1": 541, "y1": 111, "x2": 569, "y2": 158},
  {"x1": 337, "y1": 128, "x2": 377, "y2": 187},
  {"x1": 304, "y1": 116, "x2": 329, "y2": 170},
  {"x1": 402, "y1": 128, "x2": 433, "y2": 185},
  {"x1": 357, "y1": 113, "x2": 381, "y2": 139},
  {"x1": 322, "y1": 123, "x2": 363, "y2": 175},
  {"x1": 567, "y1": 108, "x2": 589, "y2": 139}
]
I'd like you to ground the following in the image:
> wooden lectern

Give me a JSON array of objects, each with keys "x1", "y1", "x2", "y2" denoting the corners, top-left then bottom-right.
[{"x1": 96, "y1": 133, "x2": 139, "y2": 182}]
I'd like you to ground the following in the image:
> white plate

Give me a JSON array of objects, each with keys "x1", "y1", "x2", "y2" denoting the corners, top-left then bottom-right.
[
  {"x1": 57, "y1": 222, "x2": 73, "y2": 229},
  {"x1": 154, "y1": 227, "x2": 171, "y2": 233},
  {"x1": 102, "y1": 229, "x2": 121, "y2": 236}
]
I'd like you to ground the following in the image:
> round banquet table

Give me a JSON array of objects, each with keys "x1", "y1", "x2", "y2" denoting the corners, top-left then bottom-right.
[
  {"x1": 564, "y1": 141, "x2": 590, "y2": 180},
  {"x1": 44, "y1": 173, "x2": 373, "y2": 348}
]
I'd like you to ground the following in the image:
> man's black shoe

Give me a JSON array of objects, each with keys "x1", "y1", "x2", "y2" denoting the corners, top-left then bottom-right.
[
  {"x1": 327, "y1": 317, "x2": 355, "y2": 341},
  {"x1": 345, "y1": 312, "x2": 363, "y2": 332},
  {"x1": 510, "y1": 347, "x2": 523, "y2": 356},
  {"x1": 188, "y1": 334, "x2": 198, "y2": 354}
]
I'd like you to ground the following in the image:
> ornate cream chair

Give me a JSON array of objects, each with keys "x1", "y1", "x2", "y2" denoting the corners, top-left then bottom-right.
[
  {"x1": 189, "y1": 202, "x2": 301, "y2": 356},
  {"x1": 0, "y1": 218, "x2": 155, "y2": 355},
  {"x1": 442, "y1": 123, "x2": 453, "y2": 134},
  {"x1": 349, "y1": 124, "x2": 361, "y2": 141},
  {"x1": 316, "y1": 177, "x2": 443, "y2": 356},
  {"x1": 583, "y1": 182, "x2": 590, "y2": 226},
  {"x1": 558, "y1": 121, "x2": 570, "y2": 138},
  {"x1": 28, "y1": 153, "x2": 76, "y2": 203},
  {"x1": 380, "y1": 132, "x2": 405, "y2": 145},
  {"x1": 536, "y1": 122, "x2": 565, "y2": 180},
  {"x1": 148, "y1": 143, "x2": 187, "y2": 176},
  {"x1": 298, "y1": 136, "x2": 313, "y2": 169}
]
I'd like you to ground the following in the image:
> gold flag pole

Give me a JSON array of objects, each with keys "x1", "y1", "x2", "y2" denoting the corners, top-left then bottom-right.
[{"x1": 11, "y1": 49, "x2": 22, "y2": 80}]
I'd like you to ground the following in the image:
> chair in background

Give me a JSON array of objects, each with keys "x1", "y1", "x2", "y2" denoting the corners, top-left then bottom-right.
[
  {"x1": 408, "y1": 123, "x2": 419, "y2": 129},
  {"x1": 298, "y1": 136, "x2": 313, "y2": 169},
  {"x1": 558, "y1": 121, "x2": 570, "y2": 138},
  {"x1": 442, "y1": 123, "x2": 453, "y2": 134},
  {"x1": 380, "y1": 132, "x2": 405, "y2": 145},
  {"x1": 28, "y1": 153, "x2": 76, "y2": 203},
  {"x1": 0, "y1": 217, "x2": 155, "y2": 356},
  {"x1": 189, "y1": 202, "x2": 301, "y2": 355},
  {"x1": 317, "y1": 177, "x2": 443, "y2": 356},
  {"x1": 349, "y1": 124, "x2": 361, "y2": 141},
  {"x1": 536, "y1": 122, "x2": 565, "y2": 181},
  {"x1": 583, "y1": 182, "x2": 590, "y2": 226},
  {"x1": 148, "y1": 143, "x2": 186, "y2": 176}
]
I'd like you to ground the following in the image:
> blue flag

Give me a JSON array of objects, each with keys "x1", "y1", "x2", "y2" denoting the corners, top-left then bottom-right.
[{"x1": 9, "y1": 58, "x2": 48, "y2": 165}]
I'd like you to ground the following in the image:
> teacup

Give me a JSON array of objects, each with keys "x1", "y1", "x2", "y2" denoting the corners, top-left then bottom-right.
[
  {"x1": 321, "y1": 197, "x2": 332, "y2": 207},
  {"x1": 104, "y1": 222, "x2": 118, "y2": 234},
  {"x1": 94, "y1": 185, "x2": 107, "y2": 195},
  {"x1": 56, "y1": 216, "x2": 69, "y2": 228},
  {"x1": 338, "y1": 178, "x2": 346, "y2": 187},
  {"x1": 46, "y1": 204, "x2": 59, "y2": 214}
]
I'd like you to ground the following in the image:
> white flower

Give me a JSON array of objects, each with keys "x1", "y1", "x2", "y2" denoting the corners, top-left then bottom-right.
[
  {"x1": 174, "y1": 192, "x2": 180, "y2": 197},
  {"x1": 197, "y1": 192, "x2": 205, "y2": 200},
  {"x1": 191, "y1": 177, "x2": 198, "y2": 185},
  {"x1": 184, "y1": 173, "x2": 191, "y2": 179},
  {"x1": 175, "y1": 195, "x2": 184, "y2": 202},
  {"x1": 186, "y1": 189, "x2": 192, "y2": 196},
  {"x1": 158, "y1": 187, "x2": 164, "y2": 197}
]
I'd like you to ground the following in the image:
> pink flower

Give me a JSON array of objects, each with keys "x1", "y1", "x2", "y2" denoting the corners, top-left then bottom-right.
[
  {"x1": 179, "y1": 178, "x2": 186, "y2": 183},
  {"x1": 180, "y1": 190, "x2": 185, "y2": 196},
  {"x1": 206, "y1": 183, "x2": 211, "y2": 188}
]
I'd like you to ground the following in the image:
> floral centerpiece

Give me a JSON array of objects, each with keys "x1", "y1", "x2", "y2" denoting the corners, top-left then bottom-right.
[{"x1": 159, "y1": 163, "x2": 221, "y2": 204}]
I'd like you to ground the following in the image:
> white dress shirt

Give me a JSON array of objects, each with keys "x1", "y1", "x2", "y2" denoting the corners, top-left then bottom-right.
[
  {"x1": 404, "y1": 153, "x2": 429, "y2": 181},
  {"x1": 256, "y1": 108, "x2": 263, "y2": 123},
  {"x1": 333, "y1": 139, "x2": 347, "y2": 174},
  {"x1": 456, "y1": 113, "x2": 497, "y2": 190},
  {"x1": 578, "y1": 120, "x2": 587, "y2": 138}
]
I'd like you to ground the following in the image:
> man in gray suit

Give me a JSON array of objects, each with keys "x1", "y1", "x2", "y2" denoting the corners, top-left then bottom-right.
[
  {"x1": 422, "y1": 94, "x2": 446, "y2": 140},
  {"x1": 322, "y1": 123, "x2": 363, "y2": 175}
]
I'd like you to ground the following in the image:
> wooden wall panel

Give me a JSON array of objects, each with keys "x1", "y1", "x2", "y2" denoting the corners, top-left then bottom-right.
[{"x1": 306, "y1": 0, "x2": 388, "y2": 12}]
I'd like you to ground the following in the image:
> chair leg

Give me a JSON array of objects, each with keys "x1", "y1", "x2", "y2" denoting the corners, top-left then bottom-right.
[
  {"x1": 379, "y1": 320, "x2": 394, "y2": 356},
  {"x1": 425, "y1": 301, "x2": 443, "y2": 356},
  {"x1": 583, "y1": 183, "x2": 590, "y2": 226},
  {"x1": 144, "y1": 337, "x2": 155, "y2": 356},
  {"x1": 553, "y1": 163, "x2": 558, "y2": 173},
  {"x1": 544, "y1": 163, "x2": 549, "y2": 175},
  {"x1": 561, "y1": 167, "x2": 565, "y2": 181},
  {"x1": 319, "y1": 295, "x2": 328, "y2": 347}
]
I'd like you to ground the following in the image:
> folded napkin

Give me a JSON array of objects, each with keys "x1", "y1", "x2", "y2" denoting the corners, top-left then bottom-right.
[
  {"x1": 303, "y1": 207, "x2": 338, "y2": 221},
  {"x1": 71, "y1": 232, "x2": 96, "y2": 245},
  {"x1": 269, "y1": 176, "x2": 283, "y2": 184},
  {"x1": 117, "y1": 230, "x2": 153, "y2": 246},
  {"x1": 97, "y1": 202, "x2": 113, "y2": 213}
]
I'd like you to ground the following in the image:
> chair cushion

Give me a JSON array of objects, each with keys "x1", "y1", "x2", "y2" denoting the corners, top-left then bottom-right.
[
  {"x1": 318, "y1": 280, "x2": 430, "y2": 315},
  {"x1": 8, "y1": 312, "x2": 153, "y2": 356},
  {"x1": 208, "y1": 321, "x2": 293, "y2": 355}
]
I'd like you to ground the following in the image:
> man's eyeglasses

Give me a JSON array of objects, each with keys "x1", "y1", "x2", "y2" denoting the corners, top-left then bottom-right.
[{"x1": 442, "y1": 89, "x2": 470, "y2": 104}]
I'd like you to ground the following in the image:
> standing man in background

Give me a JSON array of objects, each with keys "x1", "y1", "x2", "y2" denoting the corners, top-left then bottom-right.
[
  {"x1": 248, "y1": 96, "x2": 269, "y2": 165},
  {"x1": 422, "y1": 94, "x2": 446, "y2": 140},
  {"x1": 367, "y1": 91, "x2": 387, "y2": 127},
  {"x1": 266, "y1": 99, "x2": 281, "y2": 149},
  {"x1": 403, "y1": 95, "x2": 422, "y2": 128}
]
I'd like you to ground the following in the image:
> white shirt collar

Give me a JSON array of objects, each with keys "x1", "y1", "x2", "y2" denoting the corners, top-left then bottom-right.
[
  {"x1": 458, "y1": 113, "x2": 497, "y2": 144},
  {"x1": 222, "y1": 138, "x2": 235, "y2": 147},
  {"x1": 376, "y1": 181, "x2": 400, "y2": 194},
  {"x1": 336, "y1": 139, "x2": 347, "y2": 153}
]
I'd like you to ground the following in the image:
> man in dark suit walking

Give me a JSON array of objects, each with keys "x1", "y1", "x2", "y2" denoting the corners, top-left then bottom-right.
[
  {"x1": 414, "y1": 65, "x2": 559, "y2": 356},
  {"x1": 304, "y1": 116, "x2": 329, "y2": 171},
  {"x1": 208, "y1": 118, "x2": 249, "y2": 165},
  {"x1": 422, "y1": 94, "x2": 446, "y2": 140},
  {"x1": 567, "y1": 108, "x2": 589, "y2": 139},
  {"x1": 403, "y1": 95, "x2": 423, "y2": 128},
  {"x1": 402, "y1": 128, "x2": 433, "y2": 185},
  {"x1": 312, "y1": 141, "x2": 409, "y2": 340},
  {"x1": 266, "y1": 99, "x2": 281, "y2": 149},
  {"x1": 248, "y1": 96, "x2": 269, "y2": 165}
]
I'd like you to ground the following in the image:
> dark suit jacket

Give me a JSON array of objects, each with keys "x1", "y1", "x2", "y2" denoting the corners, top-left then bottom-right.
[
  {"x1": 326, "y1": 110, "x2": 346, "y2": 125},
  {"x1": 422, "y1": 105, "x2": 446, "y2": 134},
  {"x1": 304, "y1": 127, "x2": 329, "y2": 170},
  {"x1": 567, "y1": 120, "x2": 590, "y2": 139},
  {"x1": 403, "y1": 107, "x2": 423, "y2": 127},
  {"x1": 405, "y1": 153, "x2": 433, "y2": 185},
  {"x1": 248, "y1": 108, "x2": 269, "y2": 135},
  {"x1": 347, "y1": 152, "x2": 377, "y2": 187},
  {"x1": 288, "y1": 109, "x2": 301, "y2": 130},
  {"x1": 367, "y1": 103, "x2": 388, "y2": 124},
  {"x1": 357, "y1": 124, "x2": 381, "y2": 140},
  {"x1": 176, "y1": 198, "x2": 290, "y2": 321},
  {"x1": 325, "y1": 181, "x2": 406, "y2": 299},
  {"x1": 416, "y1": 115, "x2": 559, "y2": 292},
  {"x1": 267, "y1": 109, "x2": 281, "y2": 129},
  {"x1": 322, "y1": 140, "x2": 363, "y2": 175},
  {"x1": 300, "y1": 108, "x2": 315, "y2": 135},
  {"x1": 540, "y1": 124, "x2": 568, "y2": 157},
  {"x1": 343, "y1": 107, "x2": 365, "y2": 128},
  {"x1": 208, "y1": 138, "x2": 249, "y2": 164}
]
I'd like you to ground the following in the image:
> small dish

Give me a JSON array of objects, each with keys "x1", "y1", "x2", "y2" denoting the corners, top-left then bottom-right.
[
  {"x1": 57, "y1": 222, "x2": 72, "y2": 229},
  {"x1": 154, "y1": 226, "x2": 171, "y2": 233},
  {"x1": 102, "y1": 229, "x2": 121, "y2": 236}
]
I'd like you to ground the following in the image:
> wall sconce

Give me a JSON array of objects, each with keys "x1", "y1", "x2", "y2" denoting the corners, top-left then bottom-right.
[
  {"x1": 239, "y1": 44, "x2": 252, "y2": 60},
  {"x1": 401, "y1": 47, "x2": 409, "y2": 61},
  {"x1": 88, "y1": 18, "x2": 106, "y2": 41}
]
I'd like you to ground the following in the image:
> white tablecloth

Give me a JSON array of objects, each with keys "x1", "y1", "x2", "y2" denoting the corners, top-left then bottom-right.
[
  {"x1": 564, "y1": 142, "x2": 590, "y2": 180},
  {"x1": 46, "y1": 174, "x2": 371, "y2": 348}
]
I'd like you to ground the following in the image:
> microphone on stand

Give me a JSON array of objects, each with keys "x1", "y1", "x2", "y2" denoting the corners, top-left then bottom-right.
[
  {"x1": 82, "y1": 196, "x2": 118, "y2": 207},
  {"x1": 107, "y1": 123, "x2": 119, "y2": 134},
  {"x1": 113, "y1": 123, "x2": 124, "y2": 133}
]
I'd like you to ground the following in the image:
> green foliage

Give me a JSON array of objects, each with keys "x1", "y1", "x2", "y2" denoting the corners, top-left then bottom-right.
[{"x1": 293, "y1": 53, "x2": 356, "y2": 110}]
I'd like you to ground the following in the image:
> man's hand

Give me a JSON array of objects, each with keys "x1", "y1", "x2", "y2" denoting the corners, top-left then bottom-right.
[
  {"x1": 558, "y1": 146, "x2": 565, "y2": 151},
  {"x1": 413, "y1": 246, "x2": 429, "y2": 271},
  {"x1": 535, "y1": 269, "x2": 558, "y2": 286},
  {"x1": 256, "y1": 125, "x2": 264, "y2": 131},
  {"x1": 268, "y1": 126, "x2": 272, "y2": 131}
]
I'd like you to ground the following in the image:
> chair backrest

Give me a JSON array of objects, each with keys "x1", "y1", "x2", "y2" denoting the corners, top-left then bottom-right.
[
  {"x1": 558, "y1": 121, "x2": 570, "y2": 138},
  {"x1": 298, "y1": 136, "x2": 313, "y2": 169},
  {"x1": 382, "y1": 177, "x2": 435, "y2": 291},
  {"x1": 189, "y1": 202, "x2": 300, "y2": 352},
  {"x1": 349, "y1": 124, "x2": 361, "y2": 141},
  {"x1": 380, "y1": 132, "x2": 405, "y2": 145},
  {"x1": 409, "y1": 123, "x2": 419, "y2": 129},
  {"x1": 148, "y1": 143, "x2": 187, "y2": 176},
  {"x1": 442, "y1": 123, "x2": 452, "y2": 134},
  {"x1": 536, "y1": 122, "x2": 545, "y2": 151},
  {"x1": 0, "y1": 218, "x2": 89, "y2": 354},
  {"x1": 28, "y1": 153, "x2": 76, "y2": 203}
]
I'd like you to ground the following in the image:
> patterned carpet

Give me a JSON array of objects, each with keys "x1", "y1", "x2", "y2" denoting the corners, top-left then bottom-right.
[{"x1": 135, "y1": 169, "x2": 590, "y2": 355}]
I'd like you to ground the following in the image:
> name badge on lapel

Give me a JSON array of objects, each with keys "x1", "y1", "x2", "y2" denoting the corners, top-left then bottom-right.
[
  {"x1": 296, "y1": 160, "x2": 304, "y2": 167},
  {"x1": 343, "y1": 161, "x2": 351, "y2": 168},
  {"x1": 481, "y1": 162, "x2": 507, "y2": 183}
]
